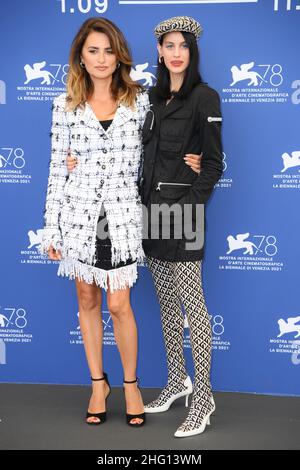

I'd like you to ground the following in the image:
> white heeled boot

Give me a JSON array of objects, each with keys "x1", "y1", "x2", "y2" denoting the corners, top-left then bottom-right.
[
  {"x1": 144, "y1": 376, "x2": 193, "y2": 414},
  {"x1": 174, "y1": 394, "x2": 216, "y2": 438}
]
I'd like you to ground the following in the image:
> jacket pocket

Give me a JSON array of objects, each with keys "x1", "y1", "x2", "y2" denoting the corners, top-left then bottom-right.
[
  {"x1": 161, "y1": 110, "x2": 193, "y2": 137},
  {"x1": 157, "y1": 182, "x2": 191, "y2": 200},
  {"x1": 159, "y1": 140, "x2": 183, "y2": 154}
]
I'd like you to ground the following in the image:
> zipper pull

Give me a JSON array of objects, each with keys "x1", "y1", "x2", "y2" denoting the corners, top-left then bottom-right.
[{"x1": 149, "y1": 110, "x2": 155, "y2": 130}]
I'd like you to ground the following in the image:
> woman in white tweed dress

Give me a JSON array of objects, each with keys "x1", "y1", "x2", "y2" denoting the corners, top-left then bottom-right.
[{"x1": 40, "y1": 18, "x2": 149, "y2": 426}]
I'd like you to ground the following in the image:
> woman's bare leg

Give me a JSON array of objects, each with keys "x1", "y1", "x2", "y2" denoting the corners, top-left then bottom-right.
[
  {"x1": 75, "y1": 278, "x2": 109, "y2": 424},
  {"x1": 107, "y1": 285, "x2": 144, "y2": 424}
]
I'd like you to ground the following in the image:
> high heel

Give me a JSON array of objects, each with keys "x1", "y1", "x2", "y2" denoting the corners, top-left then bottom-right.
[
  {"x1": 144, "y1": 376, "x2": 193, "y2": 413},
  {"x1": 123, "y1": 378, "x2": 146, "y2": 427},
  {"x1": 185, "y1": 392, "x2": 190, "y2": 407},
  {"x1": 174, "y1": 394, "x2": 216, "y2": 438},
  {"x1": 86, "y1": 372, "x2": 111, "y2": 425}
]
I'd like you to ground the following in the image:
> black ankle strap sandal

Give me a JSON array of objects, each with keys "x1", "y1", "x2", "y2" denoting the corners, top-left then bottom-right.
[
  {"x1": 123, "y1": 377, "x2": 146, "y2": 427},
  {"x1": 86, "y1": 372, "x2": 111, "y2": 425}
]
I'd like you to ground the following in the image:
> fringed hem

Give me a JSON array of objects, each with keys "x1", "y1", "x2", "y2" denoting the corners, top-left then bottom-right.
[{"x1": 57, "y1": 258, "x2": 138, "y2": 293}]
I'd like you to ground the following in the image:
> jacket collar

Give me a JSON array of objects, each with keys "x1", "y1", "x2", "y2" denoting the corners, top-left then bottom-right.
[
  {"x1": 81, "y1": 101, "x2": 135, "y2": 133},
  {"x1": 110, "y1": 103, "x2": 135, "y2": 131},
  {"x1": 161, "y1": 96, "x2": 185, "y2": 119}
]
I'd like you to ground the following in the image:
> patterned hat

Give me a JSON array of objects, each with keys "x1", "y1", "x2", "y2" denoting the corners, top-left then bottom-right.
[{"x1": 154, "y1": 16, "x2": 203, "y2": 41}]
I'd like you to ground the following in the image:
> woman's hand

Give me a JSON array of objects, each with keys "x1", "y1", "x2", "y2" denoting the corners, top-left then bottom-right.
[
  {"x1": 66, "y1": 153, "x2": 77, "y2": 172},
  {"x1": 47, "y1": 244, "x2": 62, "y2": 260},
  {"x1": 184, "y1": 153, "x2": 202, "y2": 174}
]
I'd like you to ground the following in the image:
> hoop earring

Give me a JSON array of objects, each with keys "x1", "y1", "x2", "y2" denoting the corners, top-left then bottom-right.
[
  {"x1": 159, "y1": 56, "x2": 164, "y2": 64},
  {"x1": 80, "y1": 60, "x2": 85, "y2": 69}
]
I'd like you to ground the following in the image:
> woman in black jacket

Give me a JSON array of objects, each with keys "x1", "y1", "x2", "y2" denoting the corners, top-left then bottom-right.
[{"x1": 141, "y1": 16, "x2": 223, "y2": 437}]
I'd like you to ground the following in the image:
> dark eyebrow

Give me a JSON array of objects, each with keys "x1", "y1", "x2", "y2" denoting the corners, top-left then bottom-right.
[
  {"x1": 87, "y1": 46, "x2": 112, "y2": 50},
  {"x1": 164, "y1": 41, "x2": 187, "y2": 45}
]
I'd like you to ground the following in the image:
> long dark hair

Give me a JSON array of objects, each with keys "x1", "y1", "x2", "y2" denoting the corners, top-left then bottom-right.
[{"x1": 155, "y1": 31, "x2": 203, "y2": 100}]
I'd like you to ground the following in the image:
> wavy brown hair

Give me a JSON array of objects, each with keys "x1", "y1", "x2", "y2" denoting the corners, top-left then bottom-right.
[{"x1": 66, "y1": 17, "x2": 142, "y2": 110}]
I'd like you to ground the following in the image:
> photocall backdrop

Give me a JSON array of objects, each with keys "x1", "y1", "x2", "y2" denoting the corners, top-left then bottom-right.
[{"x1": 0, "y1": 0, "x2": 299, "y2": 396}]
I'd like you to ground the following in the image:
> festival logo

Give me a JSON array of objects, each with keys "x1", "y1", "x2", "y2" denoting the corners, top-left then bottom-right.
[
  {"x1": 277, "y1": 316, "x2": 300, "y2": 339},
  {"x1": 273, "y1": 150, "x2": 300, "y2": 190},
  {"x1": 269, "y1": 315, "x2": 300, "y2": 365},
  {"x1": 17, "y1": 60, "x2": 68, "y2": 102},
  {"x1": 24, "y1": 61, "x2": 55, "y2": 85},
  {"x1": 0, "y1": 305, "x2": 33, "y2": 352},
  {"x1": 219, "y1": 232, "x2": 284, "y2": 272},
  {"x1": 222, "y1": 61, "x2": 289, "y2": 105},
  {"x1": 20, "y1": 228, "x2": 57, "y2": 267},
  {"x1": 130, "y1": 63, "x2": 156, "y2": 87},
  {"x1": 0, "y1": 146, "x2": 31, "y2": 185}
]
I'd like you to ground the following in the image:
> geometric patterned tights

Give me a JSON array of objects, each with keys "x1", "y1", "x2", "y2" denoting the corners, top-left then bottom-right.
[{"x1": 147, "y1": 256, "x2": 214, "y2": 432}]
